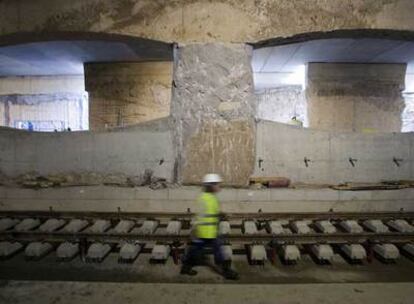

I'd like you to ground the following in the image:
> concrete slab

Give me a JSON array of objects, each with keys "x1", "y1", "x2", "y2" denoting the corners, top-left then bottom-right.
[
  {"x1": 25, "y1": 242, "x2": 53, "y2": 259},
  {"x1": 61, "y1": 219, "x2": 89, "y2": 233},
  {"x1": 373, "y1": 244, "x2": 399, "y2": 260},
  {"x1": 243, "y1": 221, "x2": 258, "y2": 234},
  {"x1": 88, "y1": 220, "x2": 111, "y2": 233},
  {"x1": 281, "y1": 245, "x2": 301, "y2": 262},
  {"x1": 311, "y1": 244, "x2": 334, "y2": 261},
  {"x1": 38, "y1": 218, "x2": 66, "y2": 232},
  {"x1": 0, "y1": 218, "x2": 19, "y2": 231},
  {"x1": 113, "y1": 220, "x2": 135, "y2": 234},
  {"x1": 315, "y1": 220, "x2": 337, "y2": 234},
  {"x1": 56, "y1": 242, "x2": 79, "y2": 260},
  {"x1": 166, "y1": 221, "x2": 181, "y2": 235},
  {"x1": 291, "y1": 221, "x2": 311, "y2": 234},
  {"x1": 268, "y1": 221, "x2": 285, "y2": 234},
  {"x1": 339, "y1": 220, "x2": 364, "y2": 233},
  {"x1": 0, "y1": 241, "x2": 23, "y2": 258},
  {"x1": 402, "y1": 243, "x2": 414, "y2": 256},
  {"x1": 14, "y1": 218, "x2": 41, "y2": 232},
  {"x1": 387, "y1": 220, "x2": 414, "y2": 233},
  {"x1": 119, "y1": 243, "x2": 141, "y2": 261},
  {"x1": 221, "y1": 245, "x2": 233, "y2": 261},
  {"x1": 341, "y1": 244, "x2": 366, "y2": 261},
  {"x1": 86, "y1": 243, "x2": 111, "y2": 262},
  {"x1": 140, "y1": 220, "x2": 158, "y2": 234},
  {"x1": 150, "y1": 245, "x2": 170, "y2": 262},
  {"x1": 363, "y1": 220, "x2": 389, "y2": 233},
  {"x1": 249, "y1": 245, "x2": 267, "y2": 263},
  {"x1": 219, "y1": 221, "x2": 231, "y2": 235}
]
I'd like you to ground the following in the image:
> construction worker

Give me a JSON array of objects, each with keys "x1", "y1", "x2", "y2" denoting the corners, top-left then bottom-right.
[{"x1": 180, "y1": 173, "x2": 239, "y2": 280}]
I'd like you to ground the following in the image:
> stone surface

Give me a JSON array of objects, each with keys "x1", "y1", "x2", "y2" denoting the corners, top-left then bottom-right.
[
  {"x1": 363, "y1": 220, "x2": 390, "y2": 233},
  {"x1": 256, "y1": 86, "x2": 307, "y2": 126},
  {"x1": 0, "y1": 218, "x2": 19, "y2": 231},
  {"x1": 282, "y1": 245, "x2": 301, "y2": 262},
  {"x1": 291, "y1": 221, "x2": 311, "y2": 234},
  {"x1": 249, "y1": 245, "x2": 267, "y2": 262},
  {"x1": 119, "y1": 243, "x2": 141, "y2": 260},
  {"x1": 25, "y1": 242, "x2": 53, "y2": 258},
  {"x1": 87, "y1": 243, "x2": 111, "y2": 259},
  {"x1": 341, "y1": 244, "x2": 367, "y2": 260},
  {"x1": 307, "y1": 63, "x2": 406, "y2": 132},
  {"x1": 140, "y1": 220, "x2": 159, "y2": 235},
  {"x1": 311, "y1": 244, "x2": 334, "y2": 261},
  {"x1": 243, "y1": 221, "x2": 258, "y2": 235},
  {"x1": 151, "y1": 245, "x2": 170, "y2": 261},
  {"x1": 373, "y1": 244, "x2": 399, "y2": 260},
  {"x1": 166, "y1": 221, "x2": 181, "y2": 235},
  {"x1": 61, "y1": 219, "x2": 89, "y2": 233},
  {"x1": 38, "y1": 218, "x2": 66, "y2": 232},
  {"x1": 173, "y1": 43, "x2": 255, "y2": 186},
  {"x1": 0, "y1": 241, "x2": 23, "y2": 257},
  {"x1": 218, "y1": 221, "x2": 231, "y2": 235},
  {"x1": 113, "y1": 220, "x2": 135, "y2": 234},
  {"x1": 88, "y1": 220, "x2": 111, "y2": 233},
  {"x1": 56, "y1": 242, "x2": 79, "y2": 259},
  {"x1": 85, "y1": 62, "x2": 172, "y2": 130},
  {"x1": 340, "y1": 220, "x2": 364, "y2": 233},
  {"x1": 14, "y1": 218, "x2": 41, "y2": 232},
  {"x1": 315, "y1": 221, "x2": 337, "y2": 234}
]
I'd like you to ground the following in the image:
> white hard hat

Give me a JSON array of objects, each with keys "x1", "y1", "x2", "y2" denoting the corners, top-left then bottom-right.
[{"x1": 202, "y1": 173, "x2": 222, "y2": 184}]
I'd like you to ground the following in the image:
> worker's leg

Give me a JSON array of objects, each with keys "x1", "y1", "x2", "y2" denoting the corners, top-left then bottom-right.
[
  {"x1": 180, "y1": 239, "x2": 205, "y2": 275},
  {"x1": 212, "y1": 237, "x2": 239, "y2": 280}
]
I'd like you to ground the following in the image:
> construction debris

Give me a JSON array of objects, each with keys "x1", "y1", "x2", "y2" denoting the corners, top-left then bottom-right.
[
  {"x1": 249, "y1": 176, "x2": 291, "y2": 188},
  {"x1": 331, "y1": 181, "x2": 409, "y2": 191}
]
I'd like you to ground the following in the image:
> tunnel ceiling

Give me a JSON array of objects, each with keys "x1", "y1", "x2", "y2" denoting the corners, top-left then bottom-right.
[
  {"x1": 0, "y1": 38, "x2": 172, "y2": 76},
  {"x1": 253, "y1": 38, "x2": 414, "y2": 91}
]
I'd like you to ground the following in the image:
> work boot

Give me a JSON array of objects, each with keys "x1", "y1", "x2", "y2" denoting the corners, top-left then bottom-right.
[
  {"x1": 222, "y1": 266, "x2": 239, "y2": 280},
  {"x1": 180, "y1": 265, "x2": 197, "y2": 276}
]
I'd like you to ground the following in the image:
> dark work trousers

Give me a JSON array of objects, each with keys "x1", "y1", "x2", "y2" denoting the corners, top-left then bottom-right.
[{"x1": 182, "y1": 237, "x2": 224, "y2": 266}]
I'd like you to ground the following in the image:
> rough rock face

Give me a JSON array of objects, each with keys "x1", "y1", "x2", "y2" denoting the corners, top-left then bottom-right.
[
  {"x1": 1, "y1": 0, "x2": 412, "y2": 44},
  {"x1": 172, "y1": 43, "x2": 255, "y2": 186}
]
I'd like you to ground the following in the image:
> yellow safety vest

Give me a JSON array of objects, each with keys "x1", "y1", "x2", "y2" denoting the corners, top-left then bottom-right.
[{"x1": 195, "y1": 192, "x2": 220, "y2": 239}]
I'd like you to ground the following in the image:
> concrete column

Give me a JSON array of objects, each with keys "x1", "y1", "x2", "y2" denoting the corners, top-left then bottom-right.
[
  {"x1": 171, "y1": 43, "x2": 256, "y2": 186},
  {"x1": 85, "y1": 62, "x2": 173, "y2": 130},
  {"x1": 306, "y1": 63, "x2": 406, "y2": 132}
]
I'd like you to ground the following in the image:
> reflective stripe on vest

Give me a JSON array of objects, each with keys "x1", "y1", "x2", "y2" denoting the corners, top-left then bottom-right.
[{"x1": 195, "y1": 192, "x2": 219, "y2": 239}]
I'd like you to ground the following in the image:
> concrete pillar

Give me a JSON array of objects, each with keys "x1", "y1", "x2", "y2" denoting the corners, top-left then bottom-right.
[
  {"x1": 171, "y1": 43, "x2": 255, "y2": 186},
  {"x1": 85, "y1": 62, "x2": 173, "y2": 130},
  {"x1": 306, "y1": 63, "x2": 406, "y2": 132}
]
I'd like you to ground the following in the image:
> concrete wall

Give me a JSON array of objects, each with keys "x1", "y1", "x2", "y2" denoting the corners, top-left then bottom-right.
[
  {"x1": 255, "y1": 120, "x2": 414, "y2": 184},
  {"x1": 0, "y1": 118, "x2": 175, "y2": 181},
  {"x1": 1, "y1": 185, "x2": 413, "y2": 213},
  {"x1": 1, "y1": 0, "x2": 414, "y2": 44},
  {"x1": 256, "y1": 86, "x2": 307, "y2": 126},
  {"x1": 306, "y1": 63, "x2": 406, "y2": 132},
  {"x1": 85, "y1": 62, "x2": 172, "y2": 130},
  {"x1": 0, "y1": 76, "x2": 85, "y2": 94}
]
